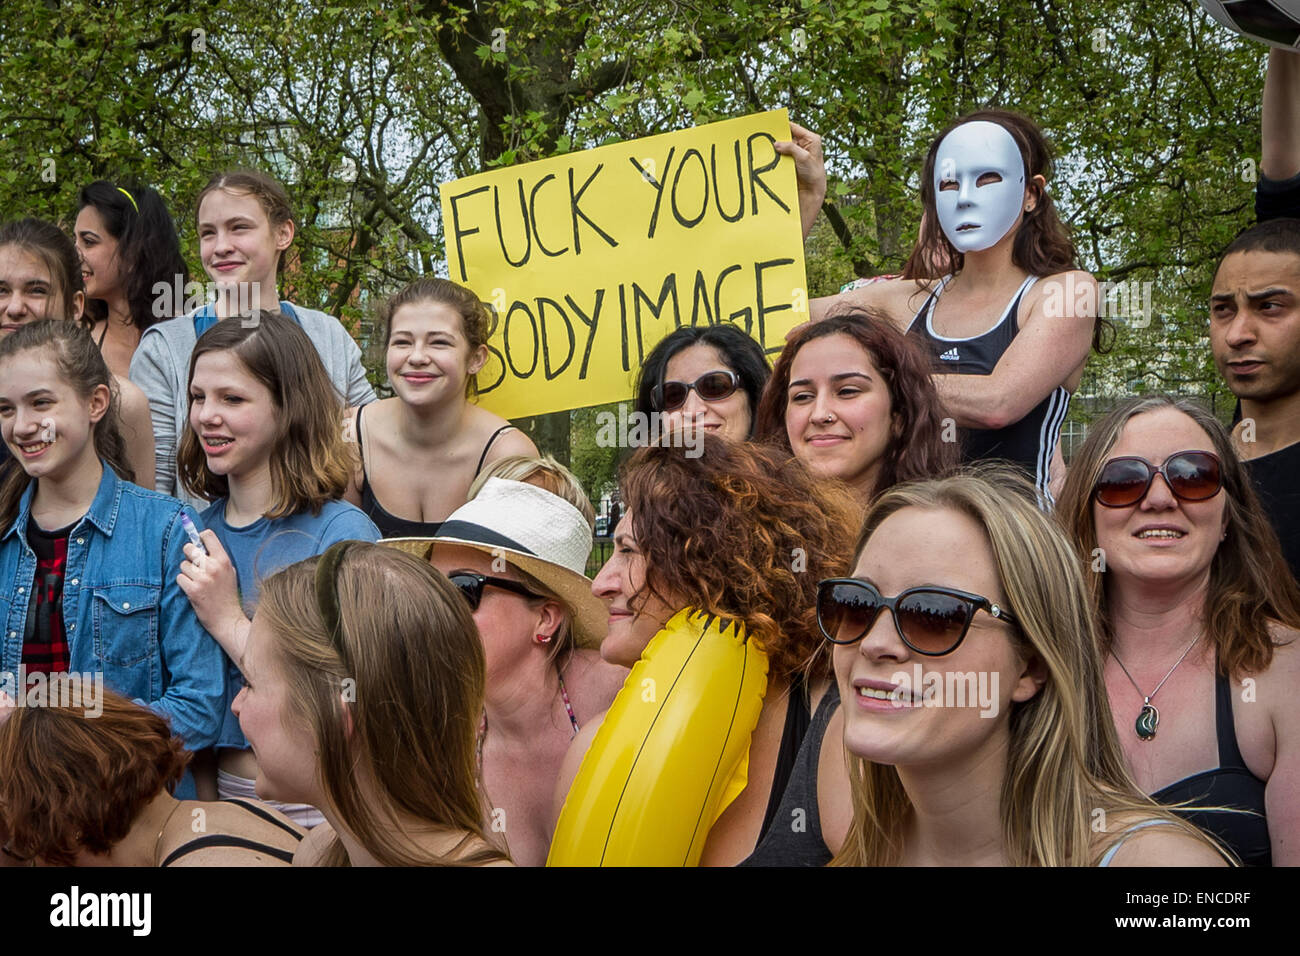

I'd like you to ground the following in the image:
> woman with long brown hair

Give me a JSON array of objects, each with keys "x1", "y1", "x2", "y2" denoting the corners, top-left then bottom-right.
[
  {"x1": 1056, "y1": 395, "x2": 1300, "y2": 866},
  {"x1": 234, "y1": 542, "x2": 510, "y2": 866},
  {"x1": 755, "y1": 308, "x2": 957, "y2": 510},
  {"x1": 554, "y1": 434, "x2": 856, "y2": 865},
  {"x1": 826, "y1": 467, "x2": 1226, "y2": 865}
]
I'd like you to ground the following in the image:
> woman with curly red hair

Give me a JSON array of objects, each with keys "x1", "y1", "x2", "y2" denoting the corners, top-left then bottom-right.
[
  {"x1": 755, "y1": 308, "x2": 958, "y2": 510},
  {"x1": 553, "y1": 434, "x2": 856, "y2": 865},
  {"x1": 0, "y1": 690, "x2": 303, "y2": 867}
]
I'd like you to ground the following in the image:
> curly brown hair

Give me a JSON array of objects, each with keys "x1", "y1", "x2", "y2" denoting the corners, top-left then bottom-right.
[
  {"x1": 620, "y1": 434, "x2": 856, "y2": 681},
  {"x1": 754, "y1": 309, "x2": 958, "y2": 503},
  {"x1": 0, "y1": 691, "x2": 189, "y2": 865}
]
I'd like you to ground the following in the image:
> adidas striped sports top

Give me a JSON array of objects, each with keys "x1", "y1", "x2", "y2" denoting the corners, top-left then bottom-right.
[{"x1": 907, "y1": 274, "x2": 1069, "y2": 504}]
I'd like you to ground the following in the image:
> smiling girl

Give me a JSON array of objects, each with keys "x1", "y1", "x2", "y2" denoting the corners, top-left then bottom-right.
[
  {"x1": 343, "y1": 278, "x2": 536, "y2": 538},
  {"x1": 0, "y1": 321, "x2": 225, "y2": 794},
  {"x1": 130, "y1": 169, "x2": 375, "y2": 505},
  {"x1": 756, "y1": 310, "x2": 955, "y2": 510},
  {"x1": 175, "y1": 310, "x2": 379, "y2": 820},
  {"x1": 0, "y1": 218, "x2": 154, "y2": 486}
]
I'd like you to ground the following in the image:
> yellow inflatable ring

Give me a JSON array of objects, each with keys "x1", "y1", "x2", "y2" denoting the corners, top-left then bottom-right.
[{"x1": 547, "y1": 607, "x2": 769, "y2": 866}]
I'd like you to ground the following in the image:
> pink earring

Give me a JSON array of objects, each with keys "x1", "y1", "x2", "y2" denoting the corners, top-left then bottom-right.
[{"x1": 535, "y1": 634, "x2": 551, "y2": 645}]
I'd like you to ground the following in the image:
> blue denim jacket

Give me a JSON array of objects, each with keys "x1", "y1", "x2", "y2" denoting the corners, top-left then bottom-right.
[{"x1": 0, "y1": 463, "x2": 226, "y2": 750}]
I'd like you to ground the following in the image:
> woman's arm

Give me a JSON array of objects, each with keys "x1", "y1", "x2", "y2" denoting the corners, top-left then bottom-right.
[
  {"x1": 1262, "y1": 49, "x2": 1300, "y2": 181},
  {"x1": 932, "y1": 270, "x2": 1096, "y2": 430},
  {"x1": 550, "y1": 713, "x2": 604, "y2": 839},
  {"x1": 176, "y1": 528, "x2": 251, "y2": 665},
  {"x1": 1264, "y1": 629, "x2": 1300, "y2": 865},
  {"x1": 774, "y1": 121, "x2": 827, "y2": 241},
  {"x1": 115, "y1": 375, "x2": 156, "y2": 490},
  {"x1": 340, "y1": 405, "x2": 365, "y2": 508},
  {"x1": 128, "y1": 330, "x2": 179, "y2": 497},
  {"x1": 155, "y1": 511, "x2": 228, "y2": 751}
]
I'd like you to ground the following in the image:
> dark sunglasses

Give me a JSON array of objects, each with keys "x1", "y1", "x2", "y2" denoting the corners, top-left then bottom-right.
[
  {"x1": 651, "y1": 370, "x2": 740, "y2": 412},
  {"x1": 816, "y1": 578, "x2": 1017, "y2": 657},
  {"x1": 448, "y1": 572, "x2": 543, "y2": 611},
  {"x1": 1093, "y1": 450, "x2": 1223, "y2": 508}
]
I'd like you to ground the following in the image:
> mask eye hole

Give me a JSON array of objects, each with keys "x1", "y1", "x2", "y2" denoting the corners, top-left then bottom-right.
[
  {"x1": 976, "y1": 172, "x2": 1003, "y2": 186},
  {"x1": 938, "y1": 179, "x2": 958, "y2": 191}
]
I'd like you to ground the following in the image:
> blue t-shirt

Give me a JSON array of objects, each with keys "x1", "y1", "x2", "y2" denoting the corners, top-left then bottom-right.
[{"x1": 201, "y1": 497, "x2": 381, "y2": 748}]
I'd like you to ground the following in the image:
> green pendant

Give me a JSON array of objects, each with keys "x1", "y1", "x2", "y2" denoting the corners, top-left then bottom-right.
[{"x1": 1136, "y1": 701, "x2": 1159, "y2": 741}]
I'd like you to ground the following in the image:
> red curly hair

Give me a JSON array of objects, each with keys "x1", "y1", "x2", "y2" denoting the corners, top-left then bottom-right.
[
  {"x1": 0, "y1": 691, "x2": 189, "y2": 865},
  {"x1": 620, "y1": 434, "x2": 856, "y2": 681}
]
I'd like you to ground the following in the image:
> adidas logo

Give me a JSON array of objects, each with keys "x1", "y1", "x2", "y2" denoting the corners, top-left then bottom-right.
[{"x1": 939, "y1": 347, "x2": 960, "y2": 361}]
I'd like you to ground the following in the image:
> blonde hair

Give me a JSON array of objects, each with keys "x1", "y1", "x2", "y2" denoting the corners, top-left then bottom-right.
[
  {"x1": 469, "y1": 454, "x2": 595, "y2": 529},
  {"x1": 833, "y1": 466, "x2": 1225, "y2": 866},
  {"x1": 256, "y1": 543, "x2": 508, "y2": 866}
]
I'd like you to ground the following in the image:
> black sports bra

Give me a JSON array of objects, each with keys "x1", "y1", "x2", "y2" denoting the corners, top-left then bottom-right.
[
  {"x1": 356, "y1": 403, "x2": 517, "y2": 538},
  {"x1": 161, "y1": 798, "x2": 303, "y2": 867},
  {"x1": 1150, "y1": 662, "x2": 1271, "y2": 866}
]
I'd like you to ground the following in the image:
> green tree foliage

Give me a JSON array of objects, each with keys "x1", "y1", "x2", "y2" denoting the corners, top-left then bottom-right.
[{"x1": 0, "y1": 0, "x2": 1269, "y2": 492}]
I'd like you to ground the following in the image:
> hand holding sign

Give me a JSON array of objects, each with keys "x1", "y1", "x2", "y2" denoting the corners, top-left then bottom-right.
[
  {"x1": 440, "y1": 110, "x2": 809, "y2": 419},
  {"x1": 774, "y1": 120, "x2": 827, "y2": 241}
]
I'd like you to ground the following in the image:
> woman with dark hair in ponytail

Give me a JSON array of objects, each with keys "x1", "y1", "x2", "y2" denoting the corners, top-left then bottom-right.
[
  {"x1": 75, "y1": 179, "x2": 188, "y2": 378},
  {"x1": 0, "y1": 321, "x2": 224, "y2": 797}
]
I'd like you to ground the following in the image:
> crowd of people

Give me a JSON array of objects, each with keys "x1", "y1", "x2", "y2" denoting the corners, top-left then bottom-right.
[{"x1": 0, "y1": 48, "x2": 1297, "y2": 868}]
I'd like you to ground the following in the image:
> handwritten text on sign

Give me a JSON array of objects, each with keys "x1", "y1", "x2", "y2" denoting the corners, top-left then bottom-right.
[{"x1": 440, "y1": 110, "x2": 807, "y2": 418}]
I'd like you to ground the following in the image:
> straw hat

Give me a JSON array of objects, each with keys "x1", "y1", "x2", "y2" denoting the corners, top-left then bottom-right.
[{"x1": 381, "y1": 478, "x2": 607, "y2": 648}]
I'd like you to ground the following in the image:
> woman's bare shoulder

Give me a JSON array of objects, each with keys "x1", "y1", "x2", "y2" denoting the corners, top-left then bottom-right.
[{"x1": 293, "y1": 820, "x2": 336, "y2": 866}]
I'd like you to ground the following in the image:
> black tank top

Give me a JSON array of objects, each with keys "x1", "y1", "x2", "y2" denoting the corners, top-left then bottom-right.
[
  {"x1": 161, "y1": 798, "x2": 303, "y2": 866},
  {"x1": 738, "y1": 682, "x2": 841, "y2": 867},
  {"x1": 357, "y1": 404, "x2": 516, "y2": 538},
  {"x1": 1150, "y1": 662, "x2": 1271, "y2": 866},
  {"x1": 907, "y1": 275, "x2": 1069, "y2": 503}
]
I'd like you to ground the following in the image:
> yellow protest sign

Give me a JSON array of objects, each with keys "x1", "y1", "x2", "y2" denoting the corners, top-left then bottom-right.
[{"x1": 440, "y1": 109, "x2": 808, "y2": 419}]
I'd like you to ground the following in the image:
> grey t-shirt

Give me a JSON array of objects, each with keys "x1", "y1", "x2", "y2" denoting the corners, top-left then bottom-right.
[{"x1": 129, "y1": 303, "x2": 376, "y2": 509}]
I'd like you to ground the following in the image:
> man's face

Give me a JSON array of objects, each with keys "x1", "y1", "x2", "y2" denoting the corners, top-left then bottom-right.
[{"x1": 1210, "y1": 249, "x2": 1300, "y2": 403}]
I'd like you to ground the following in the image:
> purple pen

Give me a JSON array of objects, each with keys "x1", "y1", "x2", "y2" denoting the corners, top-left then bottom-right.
[{"x1": 180, "y1": 513, "x2": 208, "y2": 555}]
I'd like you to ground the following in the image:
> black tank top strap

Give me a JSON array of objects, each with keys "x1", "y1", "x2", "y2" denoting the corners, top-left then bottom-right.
[
  {"x1": 161, "y1": 834, "x2": 297, "y2": 867},
  {"x1": 738, "y1": 681, "x2": 841, "y2": 867},
  {"x1": 905, "y1": 276, "x2": 950, "y2": 334},
  {"x1": 475, "y1": 424, "x2": 517, "y2": 476},
  {"x1": 223, "y1": 798, "x2": 305, "y2": 842},
  {"x1": 757, "y1": 674, "x2": 812, "y2": 843},
  {"x1": 1214, "y1": 655, "x2": 1248, "y2": 770}
]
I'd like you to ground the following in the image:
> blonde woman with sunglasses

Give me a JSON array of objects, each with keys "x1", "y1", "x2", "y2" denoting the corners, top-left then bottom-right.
[{"x1": 822, "y1": 465, "x2": 1228, "y2": 866}]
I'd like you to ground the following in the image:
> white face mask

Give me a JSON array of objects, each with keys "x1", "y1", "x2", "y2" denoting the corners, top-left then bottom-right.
[{"x1": 933, "y1": 121, "x2": 1027, "y2": 253}]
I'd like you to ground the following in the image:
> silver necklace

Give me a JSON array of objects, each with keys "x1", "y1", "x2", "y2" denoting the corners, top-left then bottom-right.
[{"x1": 1110, "y1": 633, "x2": 1202, "y2": 741}]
